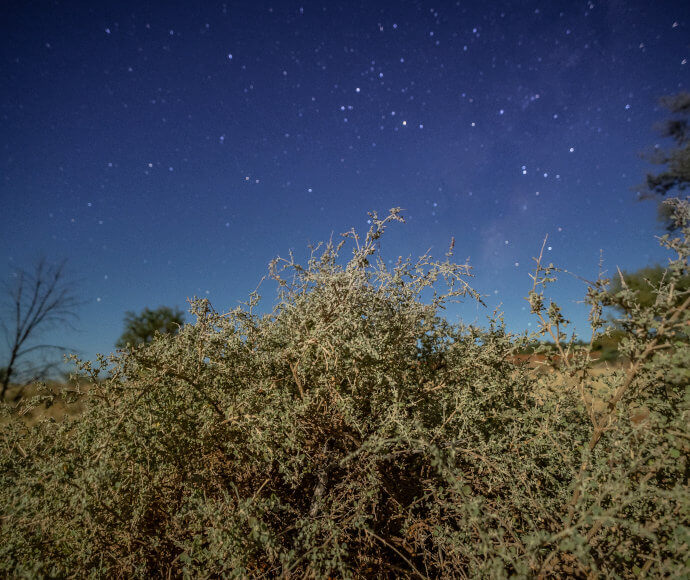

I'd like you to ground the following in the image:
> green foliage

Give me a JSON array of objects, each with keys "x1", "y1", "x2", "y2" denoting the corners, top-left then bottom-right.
[
  {"x1": 1, "y1": 204, "x2": 688, "y2": 578},
  {"x1": 115, "y1": 305, "x2": 185, "y2": 349}
]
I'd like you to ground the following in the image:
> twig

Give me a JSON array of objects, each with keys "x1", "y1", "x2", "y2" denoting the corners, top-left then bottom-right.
[
  {"x1": 363, "y1": 528, "x2": 428, "y2": 579},
  {"x1": 289, "y1": 361, "x2": 305, "y2": 399}
]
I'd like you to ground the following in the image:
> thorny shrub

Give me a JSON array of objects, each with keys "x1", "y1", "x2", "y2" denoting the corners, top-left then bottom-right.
[{"x1": 1, "y1": 202, "x2": 688, "y2": 578}]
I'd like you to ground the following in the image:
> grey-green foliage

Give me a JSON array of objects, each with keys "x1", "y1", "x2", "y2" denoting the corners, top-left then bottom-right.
[
  {"x1": 115, "y1": 305, "x2": 185, "y2": 349},
  {"x1": 1, "y1": 205, "x2": 688, "y2": 578},
  {"x1": 590, "y1": 259, "x2": 690, "y2": 360},
  {"x1": 609, "y1": 264, "x2": 689, "y2": 309}
]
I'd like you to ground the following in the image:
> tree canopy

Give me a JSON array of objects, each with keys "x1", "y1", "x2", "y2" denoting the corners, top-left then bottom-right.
[
  {"x1": 115, "y1": 306, "x2": 185, "y2": 349},
  {"x1": 640, "y1": 92, "x2": 690, "y2": 229}
]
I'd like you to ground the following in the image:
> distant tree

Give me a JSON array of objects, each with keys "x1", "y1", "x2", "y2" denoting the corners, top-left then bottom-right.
[
  {"x1": 599, "y1": 257, "x2": 690, "y2": 358},
  {"x1": 116, "y1": 306, "x2": 185, "y2": 349},
  {"x1": 590, "y1": 329, "x2": 627, "y2": 361},
  {"x1": 608, "y1": 264, "x2": 690, "y2": 313},
  {"x1": 639, "y1": 92, "x2": 690, "y2": 230},
  {"x1": 611, "y1": 264, "x2": 690, "y2": 313},
  {"x1": 1, "y1": 258, "x2": 82, "y2": 400}
]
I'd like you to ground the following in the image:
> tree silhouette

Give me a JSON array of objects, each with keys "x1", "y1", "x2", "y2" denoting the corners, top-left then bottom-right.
[
  {"x1": 116, "y1": 306, "x2": 185, "y2": 349},
  {"x1": 640, "y1": 92, "x2": 690, "y2": 230},
  {"x1": 1, "y1": 258, "x2": 82, "y2": 399}
]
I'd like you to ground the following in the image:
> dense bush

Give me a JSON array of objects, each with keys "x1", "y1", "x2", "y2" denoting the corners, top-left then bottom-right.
[{"x1": 1, "y1": 203, "x2": 688, "y2": 578}]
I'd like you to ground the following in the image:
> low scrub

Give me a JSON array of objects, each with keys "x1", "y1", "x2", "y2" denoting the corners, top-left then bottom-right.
[{"x1": 1, "y1": 202, "x2": 688, "y2": 578}]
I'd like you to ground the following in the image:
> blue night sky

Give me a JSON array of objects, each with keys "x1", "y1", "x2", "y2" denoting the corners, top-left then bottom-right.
[{"x1": 1, "y1": 0, "x2": 688, "y2": 368}]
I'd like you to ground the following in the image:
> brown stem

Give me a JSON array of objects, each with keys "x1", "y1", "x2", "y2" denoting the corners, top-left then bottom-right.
[{"x1": 289, "y1": 361, "x2": 305, "y2": 399}]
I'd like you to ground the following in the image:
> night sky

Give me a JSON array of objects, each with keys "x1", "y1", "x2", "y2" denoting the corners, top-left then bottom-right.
[{"x1": 1, "y1": 1, "x2": 688, "y2": 367}]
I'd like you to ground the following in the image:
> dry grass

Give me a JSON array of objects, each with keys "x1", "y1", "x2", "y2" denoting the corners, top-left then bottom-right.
[
  {"x1": 516, "y1": 357, "x2": 656, "y2": 429},
  {"x1": 1, "y1": 380, "x2": 90, "y2": 427}
]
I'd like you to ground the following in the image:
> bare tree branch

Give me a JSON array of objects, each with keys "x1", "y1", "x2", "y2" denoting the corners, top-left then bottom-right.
[{"x1": 1, "y1": 258, "x2": 83, "y2": 399}]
